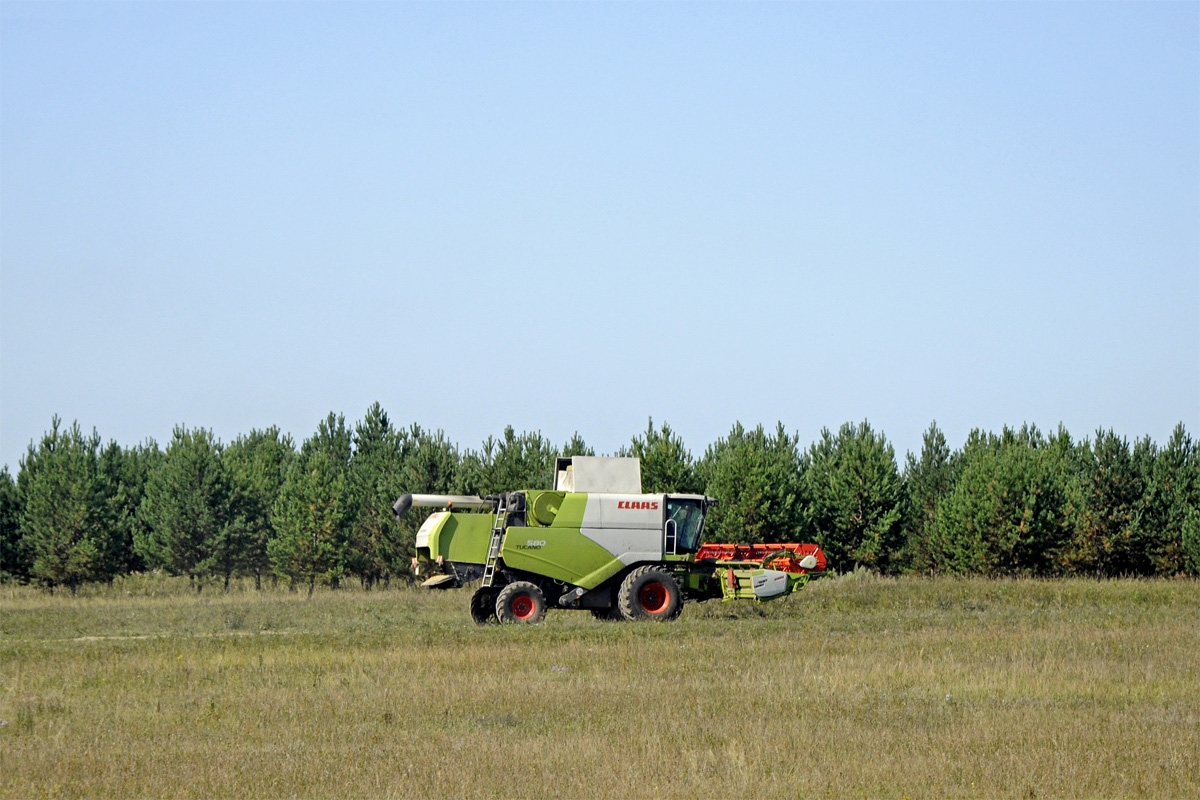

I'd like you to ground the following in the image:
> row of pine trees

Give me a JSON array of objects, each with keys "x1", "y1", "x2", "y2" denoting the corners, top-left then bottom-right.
[{"x1": 2, "y1": 404, "x2": 1198, "y2": 593}]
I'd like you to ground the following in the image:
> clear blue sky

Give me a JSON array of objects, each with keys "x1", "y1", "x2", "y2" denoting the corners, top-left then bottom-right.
[{"x1": 2, "y1": 2, "x2": 1197, "y2": 471}]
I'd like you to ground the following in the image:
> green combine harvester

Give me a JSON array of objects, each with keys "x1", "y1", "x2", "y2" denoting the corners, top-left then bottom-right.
[{"x1": 394, "y1": 456, "x2": 827, "y2": 624}]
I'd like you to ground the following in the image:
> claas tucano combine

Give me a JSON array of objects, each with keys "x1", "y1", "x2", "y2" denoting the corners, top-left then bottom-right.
[{"x1": 393, "y1": 456, "x2": 827, "y2": 624}]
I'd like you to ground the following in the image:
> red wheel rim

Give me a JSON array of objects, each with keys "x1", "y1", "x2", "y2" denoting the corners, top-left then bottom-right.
[
  {"x1": 639, "y1": 582, "x2": 669, "y2": 614},
  {"x1": 512, "y1": 594, "x2": 536, "y2": 620}
]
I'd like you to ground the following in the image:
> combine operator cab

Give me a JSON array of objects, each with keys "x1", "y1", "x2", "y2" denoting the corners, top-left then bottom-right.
[{"x1": 664, "y1": 496, "x2": 709, "y2": 555}]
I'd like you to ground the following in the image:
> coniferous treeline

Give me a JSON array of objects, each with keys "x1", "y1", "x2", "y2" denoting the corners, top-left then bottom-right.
[{"x1": 1, "y1": 407, "x2": 1197, "y2": 592}]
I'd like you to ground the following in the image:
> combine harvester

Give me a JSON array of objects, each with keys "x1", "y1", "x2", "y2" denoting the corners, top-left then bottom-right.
[{"x1": 393, "y1": 456, "x2": 826, "y2": 624}]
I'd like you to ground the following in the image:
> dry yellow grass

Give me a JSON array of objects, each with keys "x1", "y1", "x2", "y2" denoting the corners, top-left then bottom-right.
[{"x1": 1, "y1": 574, "x2": 1197, "y2": 799}]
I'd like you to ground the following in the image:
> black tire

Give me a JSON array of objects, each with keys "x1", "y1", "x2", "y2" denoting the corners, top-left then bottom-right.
[
  {"x1": 589, "y1": 606, "x2": 624, "y2": 622},
  {"x1": 617, "y1": 566, "x2": 682, "y2": 622},
  {"x1": 470, "y1": 586, "x2": 499, "y2": 625},
  {"x1": 495, "y1": 581, "x2": 547, "y2": 624}
]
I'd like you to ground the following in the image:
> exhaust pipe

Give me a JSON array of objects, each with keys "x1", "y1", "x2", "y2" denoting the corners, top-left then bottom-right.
[{"x1": 392, "y1": 493, "x2": 495, "y2": 519}]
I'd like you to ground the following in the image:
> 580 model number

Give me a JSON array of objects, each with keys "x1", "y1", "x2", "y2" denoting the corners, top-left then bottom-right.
[{"x1": 518, "y1": 540, "x2": 547, "y2": 549}]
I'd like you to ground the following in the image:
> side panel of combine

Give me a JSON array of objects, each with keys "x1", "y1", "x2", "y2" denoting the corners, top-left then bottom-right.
[
  {"x1": 414, "y1": 512, "x2": 446, "y2": 554},
  {"x1": 580, "y1": 494, "x2": 664, "y2": 566},
  {"x1": 417, "y1": 512, "x2": 494, "y2": 565},
  {"x1": 503, "y1": 492, "x2": 623, "y2": 589},
  {"x1": 499, "y1": 530, "x2": 619, "y2": 588}
]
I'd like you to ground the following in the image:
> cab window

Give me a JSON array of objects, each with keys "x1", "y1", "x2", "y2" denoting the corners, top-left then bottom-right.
[{"x1": 665, "y1": 499, "x2": 706, "y2": 553}]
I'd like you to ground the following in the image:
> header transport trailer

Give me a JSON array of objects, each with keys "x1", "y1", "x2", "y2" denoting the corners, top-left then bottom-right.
[{"x1": 393, "y1": 456, "x2": 827, "y2": 624}]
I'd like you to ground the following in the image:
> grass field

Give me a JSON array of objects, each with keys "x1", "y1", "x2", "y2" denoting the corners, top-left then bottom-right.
[{"x1": 1, "y1": 573, "x2": 1197, "y2": 799}]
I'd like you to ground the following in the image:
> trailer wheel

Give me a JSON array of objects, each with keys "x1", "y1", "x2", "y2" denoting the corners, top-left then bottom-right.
[
  {"x1": 495, "y1": 581, "x2": 547, "y2": 624},
  {"x1": 470, "y1": 586, "x2": 499, "y2": 625},
  {"x1": 618, "y1": 567, "x2": 681, "y2": 622}
]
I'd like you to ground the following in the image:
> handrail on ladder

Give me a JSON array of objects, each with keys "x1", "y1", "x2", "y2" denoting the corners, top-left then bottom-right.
[{"x1": 481, "y1": 495, "x2": 507, "y2": 588}]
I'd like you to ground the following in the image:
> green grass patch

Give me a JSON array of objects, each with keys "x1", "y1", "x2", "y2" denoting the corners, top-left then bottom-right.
[{"x1": 2, "y1": 575, "x2": 1197, "y2": 798}]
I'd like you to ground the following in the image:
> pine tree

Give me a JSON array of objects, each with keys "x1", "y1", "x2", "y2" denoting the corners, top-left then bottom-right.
[
  {"x1": 801, "y1": 421, "x2": 902, "y2": 571},
  {"x1": 1063, "y1": 429, "x2": 1151, "y2": 577},
  {"x1": 347, "y1": 403, "x2": 406, "y2": 589},
  {"x1": 457, "y1": 427, "x2": 556, "y2": 495},
  {"x1": 268, "y1": 414, "x2": 353, "y2": 594},
  {"x1": 20, "y1": 418, "x2": 109, "y2": 592},
  {"x1": 301, "y1": 413, "x2": 353, "y2": 467},
  {"x1": 931, "y1": 429, "x2": 1069, "y2": 576},
  {"x1": 402, "y1": 426, "x2": 459, "y2": 494},
  {"x1": 620, "y1": 418, "x2": 700, "y2": 494},
  {"x1": 1, "y1": 466, "x2": 28, "y2": 582},
  {"x1": 225, "y1": 427, "x2": 296, "y2": 588},
  {"x1": 97, "y1": 440, "x2": 159, "y2": 577},
  {"x1": 698, "y1": 422, "x2": 804, "y2": 545},
  {"x1": 1142, "y1": 424, "x2": 1200, "y2": 575},
  {"x1": 1183, "y1": 509, "x2": 1200, "y2": 576},
  {"x1": 560, "y1": 432, "x2": 594, "y2": 459},
  {"x1": 137, "y1": 427, "x2": 244, "y2": 591},
  {"x1": 899, "y1": 422, "x2": 957, "y2": 573},
  {"x1": 269, "y1": 451, "x2": 347, "y2": 596}
]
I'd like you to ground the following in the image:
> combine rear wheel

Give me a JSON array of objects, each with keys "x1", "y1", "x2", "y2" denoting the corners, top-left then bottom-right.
[
  {"x1": 618, "y1": 567, "x2": 682, "y2": 621},
  {"x1": 470, "y1": 586, "x2": 499, "y2": 625},
  {"x1": 495, "y1": 581, "x2": 547, "y2": 624}
]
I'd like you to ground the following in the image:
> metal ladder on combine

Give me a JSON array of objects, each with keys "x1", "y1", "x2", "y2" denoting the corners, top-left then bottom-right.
[{"x1": 481, "y1": 495, "x2": 508, "y2": 588}]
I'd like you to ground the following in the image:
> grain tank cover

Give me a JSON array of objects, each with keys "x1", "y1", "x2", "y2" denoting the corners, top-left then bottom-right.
[{"x1": 554, "y1": 456, "x2": 642, "y2": 494}]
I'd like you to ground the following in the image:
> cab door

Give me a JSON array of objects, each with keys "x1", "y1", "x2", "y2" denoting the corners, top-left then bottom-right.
[{"x1": 663, "y1": 497, "x2": 707, "y2": 554}]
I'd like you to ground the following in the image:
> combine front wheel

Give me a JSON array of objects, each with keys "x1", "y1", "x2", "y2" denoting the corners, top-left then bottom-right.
[
  {"x1": 618, "y1": 567, "x2": 682, "y2": 622},
  {"x1": 470, "y1": 586, "x2": 499, "y2": 625},
  {"x1": 495, "y1": 582, "x2": 547, "y2": 624}
]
